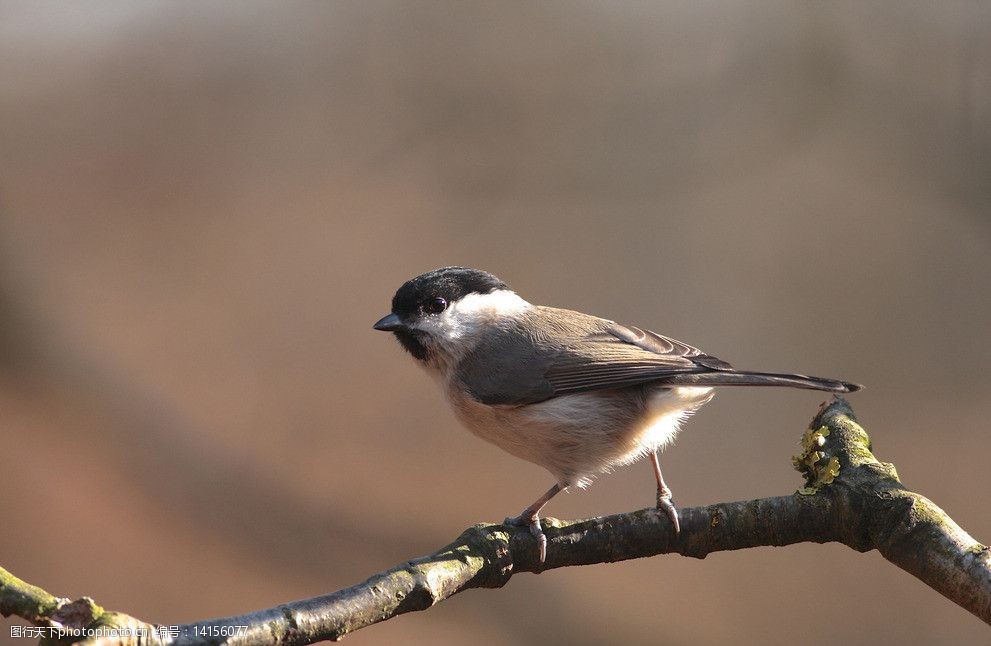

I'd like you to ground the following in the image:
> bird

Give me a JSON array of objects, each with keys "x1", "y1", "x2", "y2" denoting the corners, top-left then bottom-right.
[{"x1": 373, "y1": 267, "x2": 860, "y2": 561}]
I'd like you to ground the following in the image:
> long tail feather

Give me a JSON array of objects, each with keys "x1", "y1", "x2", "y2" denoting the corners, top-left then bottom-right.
[{"x1": 667, "y1": 371, "x2": 862, "y2": 393}]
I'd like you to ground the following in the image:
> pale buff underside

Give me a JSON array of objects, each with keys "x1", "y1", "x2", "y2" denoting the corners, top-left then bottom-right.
[{"x1": 448, "y1": 384, "x2": 714, "y2": 488}]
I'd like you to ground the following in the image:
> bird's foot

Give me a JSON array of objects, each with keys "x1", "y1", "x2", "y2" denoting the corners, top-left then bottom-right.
[
  {"x1": 656, "y1": 492, "x2": 681, "y2": 534},
  {"x1": 504, "y1": 513, "x2": 548, "y2": 563}
]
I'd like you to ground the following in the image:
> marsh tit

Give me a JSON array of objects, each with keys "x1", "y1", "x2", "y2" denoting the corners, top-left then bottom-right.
[{"x1": 374, "y1": 267, "x2": 860, "y2": 561}]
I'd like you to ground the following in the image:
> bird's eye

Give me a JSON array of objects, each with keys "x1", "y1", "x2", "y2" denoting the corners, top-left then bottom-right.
[{"x1": 423, "y1": 297, "x2": 447, "y2": 314}]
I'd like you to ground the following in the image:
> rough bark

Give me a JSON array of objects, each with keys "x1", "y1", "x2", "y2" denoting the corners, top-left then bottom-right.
[{"x1": 1, "y1": 399, "x2": 988, "y2": 645}]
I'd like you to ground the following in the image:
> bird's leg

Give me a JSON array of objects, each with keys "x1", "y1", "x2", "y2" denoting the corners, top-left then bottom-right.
[
  {"x1": 651, "y1": 450, "x2": 680, "y2": 533},
  {"x1": 504, "y1": 483, "x2": 564, "y2": 563}
]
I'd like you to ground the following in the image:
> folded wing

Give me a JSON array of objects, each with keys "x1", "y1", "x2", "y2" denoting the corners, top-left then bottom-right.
[{"x1": 456, "y1": 307, "x2": 732, "y2": 405}]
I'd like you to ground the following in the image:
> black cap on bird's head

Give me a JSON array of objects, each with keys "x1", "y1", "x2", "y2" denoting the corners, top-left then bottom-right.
[
  {"x1": 373, "y1": 267, "x2": 508, "y2": 360},
  {"x1": 389, "y1": 267, "x2": 507, "y2": 320}
]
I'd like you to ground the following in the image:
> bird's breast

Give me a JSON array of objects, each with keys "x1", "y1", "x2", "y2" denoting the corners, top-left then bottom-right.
[{"x1": 441, "y1": 383, "x2": 713, "y2": 486}]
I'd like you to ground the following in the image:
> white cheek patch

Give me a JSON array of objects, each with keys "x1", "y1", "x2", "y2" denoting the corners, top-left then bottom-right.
[{"x1": 450, "y1": 289, "x2": 529, "y2": 319}]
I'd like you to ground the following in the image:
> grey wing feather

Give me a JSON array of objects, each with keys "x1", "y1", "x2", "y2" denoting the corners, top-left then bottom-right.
[
  {"x1": 545, "y1": 320, "x2": 730, "y2": 395},
  {"x1": 456, "y1": 308, "x2": 731, "y2": 405}
]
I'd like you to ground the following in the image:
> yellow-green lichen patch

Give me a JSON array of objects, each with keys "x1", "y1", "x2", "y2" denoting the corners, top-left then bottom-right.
[
  {"x1": 793, "y1": 427, "x2": 830, "y2": 477},
  {"x1": 820, "y1": 457, "x2": 841, "y2": 485},
  {"x1": 793, "y1": 426, "x2": 842, "y2": 494}
]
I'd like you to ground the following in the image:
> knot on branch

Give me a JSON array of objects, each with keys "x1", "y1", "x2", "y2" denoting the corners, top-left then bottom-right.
[
  {"x1": 456, "y1": 525, "x2": 514, "y2": 587},
  {"x1": 50, "y1": 597, "x2": 102, "y2": 631}
]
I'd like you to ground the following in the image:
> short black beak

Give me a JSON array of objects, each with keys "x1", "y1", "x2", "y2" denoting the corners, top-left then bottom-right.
[{"x1": 373, "y1": 313, "x2": 405, "y2": 332}]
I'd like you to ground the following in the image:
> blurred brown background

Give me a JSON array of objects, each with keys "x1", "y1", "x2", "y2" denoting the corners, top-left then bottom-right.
[{"x1": 1, "y1": 2, "x2": 989, "y2": 644}]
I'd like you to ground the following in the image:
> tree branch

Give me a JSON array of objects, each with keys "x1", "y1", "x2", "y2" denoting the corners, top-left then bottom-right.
[{"x1": 2, "y1": 399, "x2": 988, "y2": 644}]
